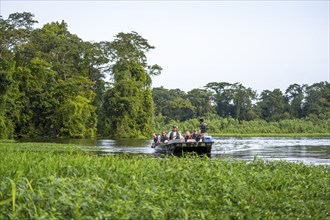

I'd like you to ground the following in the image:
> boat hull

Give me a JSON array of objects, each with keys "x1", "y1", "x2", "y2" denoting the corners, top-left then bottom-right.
[{"x1": 154, "y1": 141, "x2": 213, "y2": 155}]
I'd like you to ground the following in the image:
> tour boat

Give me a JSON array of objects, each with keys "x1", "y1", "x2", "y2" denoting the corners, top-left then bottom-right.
[{"x1": 151, "y1": 136, "x2": 213, "y2": 155}]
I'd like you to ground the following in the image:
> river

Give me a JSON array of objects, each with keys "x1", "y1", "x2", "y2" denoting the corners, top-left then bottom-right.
[
  {"x1": 68, "y1": 137, "x2": 330, "y2": 165},
  {"x1": 21, "y1": 137, "x2": 330, "y2": 165}
]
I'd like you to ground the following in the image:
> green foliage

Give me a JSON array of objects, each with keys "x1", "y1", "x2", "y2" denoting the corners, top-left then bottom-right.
[
  {"x1": 258, "y1": 89, "x2": 289, "y2": 121},
  {"x1": 152, "y1": 87, "x2": 196, "y2": 122},
  {"x1": 155, "y1": 114, "x2": 330, "y2": 136},
  {"x1": 1, "y1": 12, "x2": 329, "y2": 139},
  {"x1": 302, "y1": 82, "x2": 330, "y2": 117},
  {"x1": 101, "y1": 32, "x2": 160, "y2": 138},
  {"x1": 0, "y1": 143, "x2": 329, "y2": 219},
  {"x1": 0, "y1": 115, "x2": 14, "y2": 139},
  {"x1": 285, "y1": 83, "x2": 304, "y2": 118},
  {"x1": 205, "y1": 82, "x2": 257, "y2": 121},
  {"x1": 187, "y1": 88, "x2": 214, "y2": 117},
  {"x1": 153, "y1": 81, "x2": 329, "y2": 131},
  {"x1": 0, "y1": 13, "x2": 101, "y2": 138}
]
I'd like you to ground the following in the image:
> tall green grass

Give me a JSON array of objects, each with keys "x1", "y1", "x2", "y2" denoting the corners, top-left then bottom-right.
[{"x1": 0, "y1": 142, "x2": 329, "y2": 219}]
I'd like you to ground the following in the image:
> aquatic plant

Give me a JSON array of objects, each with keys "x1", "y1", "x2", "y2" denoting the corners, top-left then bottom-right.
[{"x1": 0, "y1": 142, "x2": 329, "y2": 219}]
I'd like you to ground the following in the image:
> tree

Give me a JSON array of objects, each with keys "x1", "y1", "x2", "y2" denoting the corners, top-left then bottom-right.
[
  {"x1": 152, "y1": 87, "x2": 195, "y2": 122},
  {"x1": 102, "y1": 32, "x2": 161, "y2": 138},
  {"x1": 285, "y1": 83, "x2": 304, "y2": 118},
  {"x1": 302, "y1": 81, "x2": 330, "y2": 119},
  {"x1": 0, "y1": 12, "x2": 37, "y2": 63},
  {"x1": 231, "y1": 83, "x2": 257, "y2": 121},
  {"x1": 1, "y1": 13, "x2": 99, "y2": 138},
  {"x1": 205, "y1": 82, "x2": 234, "y2": 118},
  {"x1": 257, "y1": 89, "x2": 289, "y2": 121},
  {"x1": 187, "y1": 88, "x2": 214, "y2": 117},
  {"x1": 0, "y1": 12, "x2": 38, "y2": 138}
]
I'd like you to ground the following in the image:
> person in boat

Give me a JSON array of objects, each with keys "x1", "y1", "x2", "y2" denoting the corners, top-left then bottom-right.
[
  {"x1": 199, "y1": 118, "x2": 208, "y2": 141},
  {"x1": 196, "y1": 130, "x2": 202, "y2": 142},
  {"x1": 160, "y1": 131, "x2": 168, "y2": 143},
  {"x1": 192, "y1": 129, "x2": 198, "y2": 139},
  {"x1": 168, "y1": 125, "x2": 181, "y2": 140},
  {"x1": 152, "y1": 133, "x2": 159, "y2": 143},
  {"x1": 192, "y1": 129, "x2": 201, "y2": 142},
  {"x1": 151, "y1": 133, "x2": 160, "y2": 148},
  {"x1": 184, "y1": 131, "x2": 192, "y2": 142}
]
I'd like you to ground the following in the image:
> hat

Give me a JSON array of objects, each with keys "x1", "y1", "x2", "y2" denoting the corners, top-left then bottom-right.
[{"x1": 173, "y1": 125, "x2": 177, "y2": 128}]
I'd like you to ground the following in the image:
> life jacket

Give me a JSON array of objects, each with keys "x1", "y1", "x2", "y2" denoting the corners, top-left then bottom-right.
[
  {"x1": 195, "y1": 134, "x2": 201, "y2": 142},
  {"x1": 200, "y1": 122, "x2": 208, "y2": 133},
  {"x1": 160, "y1": 134, "x2": 167, "y2": 142},
  {"x1": 184, "y1": 135, "x2": 192, "y2": 142},
  {"x1": 169, "y1": 131, "x2": 180, "y2": 140}
]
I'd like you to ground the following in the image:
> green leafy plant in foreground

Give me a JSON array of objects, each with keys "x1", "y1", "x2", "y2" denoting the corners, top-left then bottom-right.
[{"x1": 0, "y1": 142, "x2": 329, "y2": 219}]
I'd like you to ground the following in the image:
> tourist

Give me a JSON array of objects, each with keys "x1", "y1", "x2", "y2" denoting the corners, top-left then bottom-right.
[
  {"x1": 168, "y1": 125, "x2": 181, "y2": 140},
  {"x1": 184, "y1": 131, "x2": 192, "y2": 142},
  {"x1": 160, "y1": 131, "x2": 168, "y2": 143}
]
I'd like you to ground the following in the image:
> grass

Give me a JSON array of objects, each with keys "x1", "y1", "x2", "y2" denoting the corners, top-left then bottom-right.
[{"x1": 0, "y1": 142, "x2": 329, "y2": 219}]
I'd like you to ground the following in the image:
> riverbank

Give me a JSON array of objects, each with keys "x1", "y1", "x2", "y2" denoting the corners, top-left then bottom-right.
[
  {"x1": 0, "y1": 142, "x2": 329, "y2": 219},
  {"x1": 157, "y1": 118, "x2": 330, "y2": 138}
]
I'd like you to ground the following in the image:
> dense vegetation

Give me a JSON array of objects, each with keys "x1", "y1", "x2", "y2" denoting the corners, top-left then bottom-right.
[
  {"x1": 153, "y1": 82, "x2": 329, "y2": 136},
  {"x1": 154, "y1": 116, "x2": 330, "y2": 137},
  {"x1": 153, "y1": 82, "x2": 330, "y2": 124},
  {"x1": 0, "y1": 142, "x2": 329, "y2": 219},
  {"x1": 0, "y1": 12, "x2": 160, "y2": 139},
  {"x1": 1, "y1": 12, "x2": 329, "y2": 139}
]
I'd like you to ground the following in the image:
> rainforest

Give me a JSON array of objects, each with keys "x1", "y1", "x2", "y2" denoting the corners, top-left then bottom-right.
[{"x1": 1, "y1": 12, "x2": 329, "y2": 139}]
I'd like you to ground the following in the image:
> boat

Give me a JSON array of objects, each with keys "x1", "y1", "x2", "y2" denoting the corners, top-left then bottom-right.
[{"x1": 151, "y1": 136, "x2": 214, "y2": 155}]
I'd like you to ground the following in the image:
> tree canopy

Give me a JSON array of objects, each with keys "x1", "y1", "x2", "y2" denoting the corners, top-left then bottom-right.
[{"x1": 0, "y1": 12, "x2": 329, "y2": 139}]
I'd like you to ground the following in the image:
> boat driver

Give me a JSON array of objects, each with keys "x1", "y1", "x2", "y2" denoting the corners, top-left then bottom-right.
[
  {"x1": 199, "y1": 118, "x2": 208, "y2": 141},
  {"x1": 168, "y1": 125, "x2": 181, "y2": 140}
]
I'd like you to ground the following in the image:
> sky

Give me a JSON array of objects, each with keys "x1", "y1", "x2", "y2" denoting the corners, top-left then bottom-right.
[{"x1": 1, "y1": 0, "x2": 329, "y2": 93}]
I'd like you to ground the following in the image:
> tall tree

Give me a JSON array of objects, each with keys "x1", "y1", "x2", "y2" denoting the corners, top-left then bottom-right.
[
  {"x1": 302, "y1": 81, "x2": 330, "y2": 119},
  {"x1": 285, "y1": 83, "x2": 304, "y2": 118},
  {"x1": 152, "y1": 87, "x2": 195, "y2": 122},
  {"x1": 102, "y1": 32, "x2": 161, "y2": 138},
  {"x1": 0, "y1": 12, "x2": 38, "y2": 138},
  {"x1": 231, "y1": 83, "x2": 257, "y2": 121},
  {"x1": 257, "y1": 89, "x2": 289, "y2": 121},
  {"x1": 187, "y1": 88, "x2": 214, "y2": 117},
  {"x1": 1, "y1": 13, "x2": 99, "y2": 138},
  {"x1": 205, "y1": 82, "x2": 234, "y2": 118}
]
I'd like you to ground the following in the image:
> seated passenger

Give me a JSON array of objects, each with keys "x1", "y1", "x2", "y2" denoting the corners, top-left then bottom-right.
[
  {"x1": 151, "y1": 133, "x2": 159, "y2": 148},
  {"x1": 160, "y1": 131, "x2": 168, "y2": 143},
  {"x1": 192, "y1": 129, "x2": 198, "y2": 140},
  {"x1": 184, "y1": 131, "x2": 192, "y2": 142},
  {"x1": 152, "y1": 133, "x2": 159, "y2": 144},
  {"x1": 193, "y1": 130, "x2": 202, "y2": 142},
  {"x1": 168, "y1": 125, "x2": 181, "y2": 140}
]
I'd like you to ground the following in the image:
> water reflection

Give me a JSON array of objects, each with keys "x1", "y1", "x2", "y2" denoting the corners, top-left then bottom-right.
[{"x1": 97, "y1": 139, "x2": 154, "y2": 154}]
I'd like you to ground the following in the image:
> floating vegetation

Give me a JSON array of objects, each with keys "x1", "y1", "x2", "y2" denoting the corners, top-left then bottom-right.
[{"x1": 0, "y1": 142, "x2": 329, "y2": 219}]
